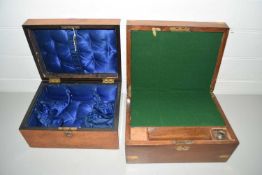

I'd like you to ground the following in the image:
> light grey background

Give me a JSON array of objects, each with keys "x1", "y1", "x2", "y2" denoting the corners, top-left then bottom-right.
[
  {"x1": 1, "y1": 93, "x2": 262, "y2": 175},
  {"x1": 0, "y1": 0, "x2": 262, "y2": 93}
]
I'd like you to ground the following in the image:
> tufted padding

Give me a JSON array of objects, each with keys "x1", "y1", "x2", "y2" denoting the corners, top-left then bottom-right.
[
  {"x1": 33, "y1": 29, "x2": 118, "y2": 74},
  {"x1": 27, "y1": 83, "x2": 118, "y2": 128}
]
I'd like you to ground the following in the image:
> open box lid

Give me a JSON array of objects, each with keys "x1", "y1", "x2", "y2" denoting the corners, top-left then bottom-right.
[
  {"x1": 127, "y1": 20, "x2": 229, "y2": 93},
  {"x1": 127, "y1": 20, "x2": 230, "y2": 127},
  {"x1": 23, "y1": 19, "x2": 121, "y2": 82}
]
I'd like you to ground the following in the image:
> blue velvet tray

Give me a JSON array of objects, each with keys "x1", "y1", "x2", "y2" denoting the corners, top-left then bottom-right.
[{"x1": 27, "y1": 83, "x2": 119, "y2": 129}]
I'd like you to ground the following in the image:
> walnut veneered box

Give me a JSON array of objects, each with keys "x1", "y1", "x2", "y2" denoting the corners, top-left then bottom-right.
[
  {"x1": 126, "y1": 20, "x2": 239, "y2": 163},
  {"x1": 19, "y1": 19, "x2": 121, "y2": 149}
]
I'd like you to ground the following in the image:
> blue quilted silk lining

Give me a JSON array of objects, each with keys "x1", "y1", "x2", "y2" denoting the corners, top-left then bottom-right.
[
  {"x1": 33, "y1": 29, "x2": 118, "y2": 74},
  {"x1": 27, "y1": 83, "x2": 118, "y2": 128}
]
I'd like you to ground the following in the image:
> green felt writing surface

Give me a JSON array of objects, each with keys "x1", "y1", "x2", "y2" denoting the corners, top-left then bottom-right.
[{"x1": 131, "y1": 31, "x2": 225, "y2": 126}]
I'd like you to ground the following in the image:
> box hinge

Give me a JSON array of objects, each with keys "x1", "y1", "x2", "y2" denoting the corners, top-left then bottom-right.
[
  {"x1": 102, "y1": 78, "x2": 115, "y2": 84},
  {"x1": 58, "y1": 127, "x2": 77, "y2": 131},
  {"x1": 61, "y1": 26, "x2": 80, "y2": 30},
  {"x1": 174, "y1": 140, "x2": 193, "y2": 145},
  {"x1": 175, "y1": 145, "x2": 191, "y2": 151},
  {"x1": 170, "y1": 26, "x2": 190, "y2": 32},
  {"x1": 127, "y1": 85, "x2": 131, "y2": 98},
  {"x1": 49, "y1": 78, "x2": 61, "y2": 83}
]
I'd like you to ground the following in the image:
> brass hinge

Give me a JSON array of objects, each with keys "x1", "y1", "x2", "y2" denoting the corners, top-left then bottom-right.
[
  {"x1": 175, "y1": 140, "x2": 193, "y2": 145},
  {"x1": 58, "y1": 127, "x2": 77, "y2": 131},
  {"x1": 127, "y1": 85, "x2": 131, "y2": 98},
  {"x1": 49, "y1": 78, "x2": 61, "y2": 83},
  {"x1": 170, "y1": 26, "x2": 190, "y2": 32},
  {"x1": 102, "y1": 78, "x2": 114, "y2": 84},
  {"x1": 61, "y1": 26, "x2": 80, "y2": 30}
]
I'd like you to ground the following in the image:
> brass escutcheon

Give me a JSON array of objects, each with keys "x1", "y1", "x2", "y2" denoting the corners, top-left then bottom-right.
[
  {"x1": 175, "y1": 145, "x2": 191, "y2": 151},
  {"x1": 64, "y1": 131, "x2": 73, "y2": 137}
]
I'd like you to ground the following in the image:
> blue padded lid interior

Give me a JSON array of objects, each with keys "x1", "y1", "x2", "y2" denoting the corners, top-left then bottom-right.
[
  {"x1": 33, "y1": 29, "x2": 118, "y2": 75},
  {"x1": 27, "y1": 83, "x2": 118, "y2": 128}
]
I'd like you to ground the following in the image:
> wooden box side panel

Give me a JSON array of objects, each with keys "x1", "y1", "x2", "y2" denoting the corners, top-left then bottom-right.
[
  {"x1": 127, "y1": 20, "x2": 229, "y2": 28},
  {"x1": 126, "y1": 143, "x2": 238, "y2": 163},
  {"x1": 20, "y1": 130, "x2": 119, "y2": 149},
  {"x1": 24, "y1": 19, "x2": 120, "y2": 26}
]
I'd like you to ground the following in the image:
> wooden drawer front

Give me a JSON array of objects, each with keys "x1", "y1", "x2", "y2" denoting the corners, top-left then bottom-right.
[
  {"x1": 126, "y1": 143, "x2": 238, "y2": 163},
  {"x1": 20, "y1": 130, "x2": 118, "y2": 149}
]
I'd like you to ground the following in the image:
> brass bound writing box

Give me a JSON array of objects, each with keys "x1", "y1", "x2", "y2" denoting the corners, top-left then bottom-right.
[{"x1": 125, "y1": 20, "x2": 239, "y2": 163}]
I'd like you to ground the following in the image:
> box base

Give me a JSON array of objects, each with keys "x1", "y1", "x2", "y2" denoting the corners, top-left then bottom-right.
[
  {"x1": 20, "y1": 129, "x2": 119, "y2": 149},
  {"x1": 126, "y1": 142, "x2": 238, "y2": 163}
]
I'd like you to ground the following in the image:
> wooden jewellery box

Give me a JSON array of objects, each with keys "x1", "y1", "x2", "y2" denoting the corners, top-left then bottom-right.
[
  {"x1": 19, "y1": 19, "x2": 121, "y2": 149},
  {"x1": 126, "y1": 20, "x2": 239, "y2": 163}
]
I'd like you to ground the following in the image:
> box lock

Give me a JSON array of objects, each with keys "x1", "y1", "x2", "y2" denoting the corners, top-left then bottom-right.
[
  {"x1": 49, "y1": 78, "x2": 61, "y2": 83},
  {"x1": 58, "y1": 127, "x2": 77, "y2": 137},
  {"x1": 175, "y1": 145, "x2": 191, "y2": 151},
  {"x1": 102, "y1": 78, "x2": 115, "y2": 84},
  {"x1": 64, "y1": 131, "x2": 73, "y2": 137}
]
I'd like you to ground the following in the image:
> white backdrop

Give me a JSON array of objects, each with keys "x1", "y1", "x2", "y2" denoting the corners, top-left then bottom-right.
[{"x1": 0, "y1": 0, "x2": 261, "y2": 94}]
